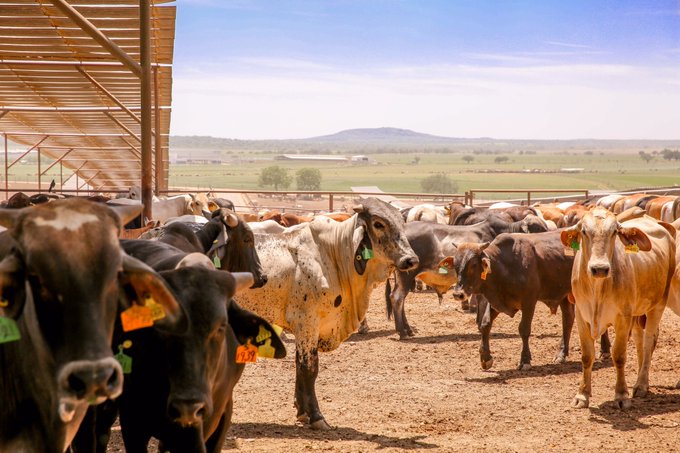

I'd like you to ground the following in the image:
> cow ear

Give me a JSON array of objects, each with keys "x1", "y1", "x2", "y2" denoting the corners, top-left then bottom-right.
[
  {"x1": 481, "y1": 256, "x2": 492, "y2": 275},
  {"x1": 0, "y1": 208, "x2": 22, "y2": 230},
  {"x1": 206, "y1": 225, "x2": 228, "y2": 268},
  {"x1": 0, "y1": 252, "x2": 26, "y2": 319},
  {"x1": 617, "y1": 227, "x2": 652, "y2": 252},
  {"x1": 119, "y1": 254, "x2": 183, "y2": 326},
  {"x1": 657, "y1": 221, "x2": 676, "y2": 239},
  {"x1": 437, "y1": 256, "x2": 454, "y2": 271},
  {"x1": 227, "y1": 300, "x2": 286, "y2": 359},
  {"x1": 352, "y1": 225, "x2": 372, "y2": 276},
  {"x1": 109, "y1": 204, "x2": 144, "y2": 227},
  {"x1": 207, "y1": 201, "x2": 219, "y2": 212},
  {"x1": 560, "y1": 228, "x2": 581, "y2": 248}
]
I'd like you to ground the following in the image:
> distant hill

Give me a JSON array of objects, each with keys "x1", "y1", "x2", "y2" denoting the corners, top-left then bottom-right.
[{"x1": 170, "y1": 128, "x2": 680, "y2": 155}]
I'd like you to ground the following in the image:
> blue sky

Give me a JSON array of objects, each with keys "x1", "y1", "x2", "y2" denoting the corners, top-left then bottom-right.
[{"x1": 171, "y1": 0, "x2": 680, "y2": 139}]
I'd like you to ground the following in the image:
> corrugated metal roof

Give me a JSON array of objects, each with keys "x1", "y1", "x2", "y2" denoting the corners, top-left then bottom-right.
[{"x1": 0, "y1": 0, "x2": 175, "y2": 191}]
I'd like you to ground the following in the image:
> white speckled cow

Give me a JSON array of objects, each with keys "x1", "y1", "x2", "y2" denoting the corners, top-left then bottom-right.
[
  {"x1": 234, "y1": 197, "x2": 418, "y2": 429},
  {"x1": 563, "y1": 208, "x2": 675, "y2": 409}
]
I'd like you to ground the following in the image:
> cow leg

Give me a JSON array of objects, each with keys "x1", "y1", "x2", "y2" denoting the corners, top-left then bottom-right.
[
  {"x1": 598, "y1": 330, "x2": 611, "y2": 361},
  {"x1": 476, "y1": 297, "x2": 499, "y2": 370},
  {"x1": 357, "y1": 318, "x2": 370, "y2": 334},
  {"x1": 633, "y1": 306, "x2": 664, "y2": 398},
  {"x1": 517, "y1": 301, "x2": 536, "y2": 370},
  {"x1": 554, "y1": 298, "x2": 575, "y2": 364},
  {"x1": 295, "y1": 347, "x2": 330, "y2": 430},
  {"x1": 573, "y1": 311, "x2": 594, "y2": 409},
  {"x1": 390, "y1": 278, "x2": 415, "y2": 339},
  {"x1": 612, "y1": 315, "x2": 633, "y2": 409},
  {"x1": 205, "y1": 412, "x2": 229, "y2": 453}
]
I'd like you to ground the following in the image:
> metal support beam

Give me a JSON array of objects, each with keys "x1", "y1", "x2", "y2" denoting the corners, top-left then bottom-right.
[
  {"x1": 0, "y1": 110, "x2": 8, "y2": 121},
  {"x1": 3, "y1": 134, "x2": 7, "y2": 200},
  {"x1": 77, "y1": 67, "x2": 143, "y2": 124},
  {"x1": 104, "y1": 112, "x2": 141, "y2": 143},
  {"x1": 62, "y1": 161, "x2": 88, "y2": 186},
  {"x1": 0, "y1": 106, "x2": 164, "y2": 113},
  {"x1": 153, "y1": 66, "x2": 162, "y2": 194},
  {"x1": 48, "y1": 0, "x2": 142, "y2": 77},
  {"x1": 81, "y1": 170, "x2": 101, "y2": 190},
  {"x1": 37, "y1": 147, "x2": 41, "y2": 192},
  {"x1": 7, "y1": 136, "x2": 48, "y2": 169},
  {"x1": 41, "y1": 149, "x2": 74, "y2": 175},
  {"x1": 140, "y1": 0, "x2": 153, "y2": 221}
]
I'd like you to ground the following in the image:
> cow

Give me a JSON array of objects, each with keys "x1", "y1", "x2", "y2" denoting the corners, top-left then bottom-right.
[
  {"x1": 451, "y1": 232, "x2": 581, "y2": 370},
  {"x1": 208, "y1": 197, "x2": 235, "y2": 212},
  {"x1": 108, "y1": 195, "x2": 203, "y2": 225},
  {"x1": 563, "y1": 208, "x2": 675, "y2": 409},
  {"x1": 260, "y1": 211, "x2": 312, "y2": 227},
  {"x1": 0, "y1": 199, "x2": 181, "y2": 452},
  {"x1": 318, "y1": 212, "x2": 353, "y2": 222},
  {"x1": 248, "y1": 219, "x2": 287, "y2": 234},
  {"x1": 233, "y1": 198, "x2": 418, "y2": 429},
  {"x1": 79, "y1": 241, "x2": 286, "y2": 452},
  {"x1": 406, "y1": 204, "x2": 447, "y2": 224}
]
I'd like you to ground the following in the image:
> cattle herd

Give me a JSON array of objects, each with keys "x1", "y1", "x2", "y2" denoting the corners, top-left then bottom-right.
[{"x1": 0, "y1": 189, "x2": 679, "y2": 452}]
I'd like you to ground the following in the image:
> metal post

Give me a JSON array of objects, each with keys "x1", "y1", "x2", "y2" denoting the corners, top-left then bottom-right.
[
  {"x1": 140, "y1": 0, "x2": 153, "y2": 221},
  {"x1": 37, "y1": 148, "x2": 41, "y2": 193},
  {"x1": 76, "y1": 172, "x2": 79, "y2": 196},
  {"x1": 3, "y1": 134, "x2": 7, "y2": 200},
  {"x1": 329, "y1": 193, "x2": 333, "y2": 211},
  {"x1": 154, "y1": 66, "x2": 163, "y2": 194},
  {"x1": 60, "y1": 162, "x2": 63, "y2": 190},
  {"x1": 527, "y1": 191, "x2": 531, "y2": 206}
]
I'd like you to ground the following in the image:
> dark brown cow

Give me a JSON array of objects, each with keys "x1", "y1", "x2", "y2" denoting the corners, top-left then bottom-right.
[
  {"x1": 451, "y1": 231, "x2": 610, "y2": 370},
  {"x1": 0, "y1": 199, "x2": 181, "y2": 452}
]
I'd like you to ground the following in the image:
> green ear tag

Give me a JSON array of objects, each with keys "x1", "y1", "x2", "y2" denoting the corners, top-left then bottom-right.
[
  {"x1": 438, "y1": 266, "x2": 449, "y2": 274},
  {"x1": 0, "y1": 317, "x2": 21, "y2": 344},
  {"x1": 570, "y1": 240, "x2": 580, "y2": 251},
  {"x1": 213, "y1": 255, "x2": 222, "y2": 268},
  {"x1": 114, "y1": 341, "x2": 133, "y2": 374},
  {"x1": 361, "y1": 247, "x2": 374, "y2": 260}
]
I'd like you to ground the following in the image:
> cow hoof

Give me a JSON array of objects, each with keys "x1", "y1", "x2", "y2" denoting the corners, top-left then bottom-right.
[
  {"x1": 632, "y1": 385, "x2": 648, "y2": 398},
  {"x1": 572, "y1": 394, "x2": 589, "y2": 409},
  {"x1": 553, "y1": 354, "x2": 567, "y2": 364},
  {"x1": 357, "y1": 323, "x2": 370, "y2": 335},
  {"x1": 598, "y1": 351, "x2": 611, "y2": 361},
  {"x1": 616, "y1": 397, "x2": 632, "y2": 410},
  {"x1": 297, "y1": 414, "x2": 310, "y2": 424},
  {"x1": 480, "y1": 358, "x2": 494, "y2": 370},
  {"x1": 518, "y1": 362, "x2": 532, "y2": 371},
  {"x1": 310, "y1": 419, "x2": 332, "y2": 430},
  {"x1": 461, "y1": 300, "x2": 470, "y2": 311}
]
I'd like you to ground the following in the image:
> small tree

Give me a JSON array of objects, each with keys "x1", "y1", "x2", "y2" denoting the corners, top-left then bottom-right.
[
  {"x1": 638, "y1": 151, "x2": 653, "y2": 163},
  {"x1": 258, "y1": 165, "x2": 292, "y2": 191},
  {"x1": 494, "y1": 156, "x2": 509, "y2": 164},
  {"x1": 420, "y1": 173, "x2": 458, "y2": 194},
  {"x1": 296, "y1": 167, "x2": 322, "y2": 191},
  {"x1": 462, "y1": 155, "x2": 474, "y2": 164}
]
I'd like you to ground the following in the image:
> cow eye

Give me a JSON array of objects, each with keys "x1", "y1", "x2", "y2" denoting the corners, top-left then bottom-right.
[{"x1": 373, "y1": 221, "x2": 385, "y2": 230}]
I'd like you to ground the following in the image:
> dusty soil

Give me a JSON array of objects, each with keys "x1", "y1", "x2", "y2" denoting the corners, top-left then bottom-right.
[{"x1": 109, "y1": 285, "x2": 680, "y2": 452}]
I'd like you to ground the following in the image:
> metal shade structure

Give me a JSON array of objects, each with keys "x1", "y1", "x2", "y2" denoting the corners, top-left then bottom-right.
[{"x1": 0, "y1": 0, "x2": 175, "y2": 211}]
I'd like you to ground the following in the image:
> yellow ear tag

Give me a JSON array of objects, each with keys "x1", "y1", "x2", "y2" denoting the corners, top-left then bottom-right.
[
  {"x1": 144, "y1": 296, "x2": 166, "y2": 321},
  {"x1": 256, "y1": 325, "x2": 272, "y2": 343},
  {"x1": 271, "y1": 324, "x2": 284, "y2": 336},
  {"x1": 236, "y1": 340, "x2": 258, "y2": 364},
  {"x1": 480, "y1": 270, "x2": 488, "y2": 281},
  {"x1": 121, "y1": 305, "x2": 154, "y2": 332},
  {"x1": 257, "y1": 339, "x2": 276, "y2": 359},
  {"x1": 625, "y1": 244, "x2": 639, "y2": 254},
  {"x1": 0, "y1": 298, "x2": 8, "y2": 308}
]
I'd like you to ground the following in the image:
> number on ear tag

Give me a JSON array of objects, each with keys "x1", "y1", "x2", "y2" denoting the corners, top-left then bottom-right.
[
  {"x1": 0, "y1": 317, "x2": 21, "y2": 344},
  {"x1": 213, "y1": 255, "x2": 222, "y2": 268},
  {"x1": 256, "y1": 325, "x2": 272, "y2": 344},
  {"x1": 564, "y1": 247, "x2": 574, "y2": 257},
  {"x1": 625, "y1": 244, "x2": 639, "y2": 254},
  {"x1": 361, "y1": 248, "x2": 374, "y2": 260},
  {"x1": 121, "y1": 305, "x2": 154, "y2": 332},
  {"x1": 570, "y1": 240, "x2": 580, "y2": 251},
  {"x1": 480, "y1": 270, "x2": 488, "y2": 281},
  {"x1": 144, "y1": 296, "x2": 166, "y2": 321},
  {"x1": 236, "y1": 341, "x2": 258, "y2": 364},
  {"x1": 438, "y1": 266, "x2": 449, "y2": 274}
]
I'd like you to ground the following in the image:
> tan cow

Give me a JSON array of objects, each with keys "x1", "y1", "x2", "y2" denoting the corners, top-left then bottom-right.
[{"x1": 562, "y1": 208, "x2": 675, "y2": 409}]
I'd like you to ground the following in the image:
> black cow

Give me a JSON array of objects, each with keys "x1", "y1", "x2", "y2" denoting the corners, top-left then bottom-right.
[
  {"x1": 0, "y1": 199, "x2": 181, "y2": 452},
  {"x1": 451, "y1": 231, "x2": 610, "y2": 370}
]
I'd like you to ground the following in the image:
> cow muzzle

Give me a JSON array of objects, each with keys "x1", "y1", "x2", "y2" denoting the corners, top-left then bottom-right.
[
  {"x1": 168, "y1": 398, "x2": 208, "y2": 427},
  {"x1": 397, "y1": 254, "x2": 419, "y2": 272},
  {"x1": 589, "y1": 263, "x2": 610, "y2": 279},
  {"x1": 452, "y1": 287, "x2": 468, "y2": 302},
  {"x1": 57, "y1": 357, "x2": 123, "y2": 422}
]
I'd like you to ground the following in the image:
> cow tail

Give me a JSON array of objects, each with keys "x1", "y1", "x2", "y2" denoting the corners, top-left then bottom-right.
[{"x1": 385, "y1": 276, "x2": 393, "y2": 320}]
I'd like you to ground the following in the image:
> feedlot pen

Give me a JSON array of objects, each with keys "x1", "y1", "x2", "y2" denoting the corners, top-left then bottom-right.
[{"x1": 107, "y1": 283, "x2": 680, "y2": 452}]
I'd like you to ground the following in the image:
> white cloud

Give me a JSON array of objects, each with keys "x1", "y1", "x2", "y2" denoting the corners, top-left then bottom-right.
[{"x1": 170, "y1": 59, "x2": 680, "y2": 140}]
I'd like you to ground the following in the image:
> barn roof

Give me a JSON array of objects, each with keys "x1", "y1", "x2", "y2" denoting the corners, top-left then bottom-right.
[{"x1": 0, "y1": 0, "x2": 175, "y2": 191}]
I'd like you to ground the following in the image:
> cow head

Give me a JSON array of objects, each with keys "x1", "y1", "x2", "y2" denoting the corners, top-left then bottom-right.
[
  {"x1": 351, "y1": 198, "x2": 418, "y2": 275},
  {"x1": 189, "y1": 193, "x2": 212, "y2": 218},
  {"x1": 208, "y1": 209, "x2": 268, "y2": 288},
  {"x1": 519, "y1": 214, "x2": 549, "y2": 233},
  {"x1": 560, "y1": 207, "x2": 651, "y2": 279},
  {"x1": 451, "y1": 242, "x2": 491, "y2": 302},
  {"x1": 0, "y1": 199, "x2": 181, "y2": 423},
  {"x1": 160, "y1": 268, "x2": 285, "y2": 428}
]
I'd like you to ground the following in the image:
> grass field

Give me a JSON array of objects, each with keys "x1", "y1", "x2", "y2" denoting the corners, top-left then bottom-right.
[{"x1": 6, "y1": 151, "x2": 678, "y2": 199}]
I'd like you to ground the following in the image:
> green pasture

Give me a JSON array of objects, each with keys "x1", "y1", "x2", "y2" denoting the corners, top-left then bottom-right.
[{"x1": 168, "y1": 152, "x2": 678, "y2": 196}]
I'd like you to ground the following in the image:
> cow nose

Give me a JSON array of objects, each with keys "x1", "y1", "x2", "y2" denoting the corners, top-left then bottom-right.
[
  {"x1": 168, "y1": 399, "x2": 207, "y2": 427},
  {"x1": 59, "y1": 358, "x2": 123, "y2": 401},
  {"x1": 452, "y1": 287, "x2": 467, "y2": 302},
  {"x1": 398, "y1": 255, "x2": 419, "y2": 271},
  {"x1": 590, "y1": 264, "x2": 610, "y2": 278}
]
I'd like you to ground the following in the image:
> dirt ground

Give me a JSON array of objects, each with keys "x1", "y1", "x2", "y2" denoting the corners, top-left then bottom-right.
[{"x1": 108, "y1": 285, "x2": 680, "y2": 452}]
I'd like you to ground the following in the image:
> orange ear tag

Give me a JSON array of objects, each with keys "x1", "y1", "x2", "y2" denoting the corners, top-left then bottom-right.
[
  {"x1": 121, "y1": 305, "x2": 154, "y2": 332},
  {"x1": 236, "y1": 341, "x2": 258, "y2": 364},
  {"x1": 480, "y1": 270, "x2": 488, "y2": 281}
]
